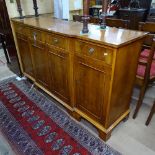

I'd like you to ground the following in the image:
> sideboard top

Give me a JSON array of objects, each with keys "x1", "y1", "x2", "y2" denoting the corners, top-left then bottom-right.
[{"x1": 12, "y1": 14, "x2": 147, "y2": 48}]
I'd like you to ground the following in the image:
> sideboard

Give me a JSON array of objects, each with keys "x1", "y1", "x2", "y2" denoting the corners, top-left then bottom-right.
[{"x1": 11, "y1": 14, "x2": 147, "y2": 141}]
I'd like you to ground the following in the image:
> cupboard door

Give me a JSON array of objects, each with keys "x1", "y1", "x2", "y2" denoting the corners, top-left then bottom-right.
[
  {"x1": 74, "y1": 56, "x2": 109, "y2": 123},
  {"x1": 30, "y1": 40, "x2": 50, "y2": 89},
  {"x1": 48, "y1": 47, "x2": 70, "y2": 104},
  {"x1": 17, "y1": 36, "x2": 34, "y2": 77}
]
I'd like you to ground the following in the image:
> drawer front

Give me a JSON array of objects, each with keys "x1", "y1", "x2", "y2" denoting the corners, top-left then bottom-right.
[
  {"x1": 46, "y1": 34, "x2": 67, "y2": 50},
  {"x1": 75, "y1": 40, "x2": 113, "y2": 65},
  {"x1": 29, "y1": 29, "x2": 45, "y2": 42},
  {"x1": 16, "y1": 33, "x2": 28, "y2": 40},
  {"x1": 15, "y1": 24, "x2": 29, "y2": 36},
  {"x1": 14, "y1": 24, "x2": 23, "y2": 34}
]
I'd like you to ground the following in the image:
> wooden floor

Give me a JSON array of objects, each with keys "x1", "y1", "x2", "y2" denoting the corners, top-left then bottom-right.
[{"x1": 0, "y1": 49, "x2": 155, "y2": 155}]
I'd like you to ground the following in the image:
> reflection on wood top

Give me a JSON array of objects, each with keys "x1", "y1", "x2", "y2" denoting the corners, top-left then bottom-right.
[{"x1": 12, "y1": 14, "x2": 147, "y2": 48}]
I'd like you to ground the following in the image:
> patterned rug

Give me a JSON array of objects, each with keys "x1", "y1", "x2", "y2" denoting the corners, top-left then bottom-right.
[{"x1": 0, "y1": 77, "x2": 121, "y2": 155}]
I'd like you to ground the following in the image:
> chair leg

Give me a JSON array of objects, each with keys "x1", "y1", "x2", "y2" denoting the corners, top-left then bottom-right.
[
  {"x1": 133, "y1": 85, "x2": 146, "y2": 119},
  {"x1": 1, "y1": 35, "x2": 10, "y2": 64},
  {"x1": 145, "y1": 102, "x2": 155, "y2": 126}
]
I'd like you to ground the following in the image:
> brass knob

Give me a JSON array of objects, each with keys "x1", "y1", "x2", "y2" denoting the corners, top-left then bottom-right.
[
  {"x1": 104, "y1": 52, "x2": 108, "y2": 56},
  {"x1": 89, "y1": 48, "x2": 94, "y2": 54},
  {"x1": 53, "y1": 38, "x2": 58, "y2": 44}
]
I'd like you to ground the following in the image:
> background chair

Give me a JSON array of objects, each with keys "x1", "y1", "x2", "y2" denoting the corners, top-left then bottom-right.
[
  {"x1": 105, "y1": 18, "x2": 129, "y2": 28},
  {"x1": 133, "y1": 22, "x2": 155, "y2": 119},
  {"x1": 89, "y1": 16, "x2": 100, "y2": 24},
  {"x1": 146, "y1": 101, "x2": 155, "y2": 126},
  {"x1": 138, "y1": 22, "x2": 155, "y2": 61},
  {"x1": 73, "y1": 15, "x2": 100, "y2": 24},
  {"x1": 73, "y1": 15, "x2": 82, "y2": 22},
  {"x1": 72, "y1": 15, "x2": 130, "y2": 29},
  {"x1": 147, "y1": 8, "x2": 155, "y2": 22},
  {"x1": 0, "y1": 33, "x2": 10, "y2": 64}
]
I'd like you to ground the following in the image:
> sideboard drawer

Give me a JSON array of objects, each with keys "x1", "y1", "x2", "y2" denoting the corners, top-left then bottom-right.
[
  {"x1": 75, "y1": 40, "x2": 113, "y2": 65},
  {"x1": 29, "y1": 29, "x2": 45, "y2": 42},
  {"x1": 15, "y1": 24, "x2": 24, "y2": 34},
  {"x1": 15, "y1": 24, "x2": 29, "y2": 36},
  {"x1": 46, "y1": 34, "x2": 67, "y2": 50}
]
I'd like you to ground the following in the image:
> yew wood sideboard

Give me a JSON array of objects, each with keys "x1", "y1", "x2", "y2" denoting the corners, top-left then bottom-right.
[{"x1": 11, "y1": 14, "x2": 147, "y2": 141}]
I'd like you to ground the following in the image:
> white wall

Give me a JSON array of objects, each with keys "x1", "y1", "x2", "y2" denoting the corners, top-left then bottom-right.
[
  {"x1": 5, "y1": 0, "x2": 54, "y2": 18},
  {"x1": 69, "y1": 0, "x2": 83, "y2": 11},
  {"x1": 53, "y1": 0, "x2": 82, "y2": 20},
  {"x1": 151, "y1": 0, "x2": 155, "y2": 8},
  {"x1": 5, "y1": 0, "x2": 83, "y2": 20}
]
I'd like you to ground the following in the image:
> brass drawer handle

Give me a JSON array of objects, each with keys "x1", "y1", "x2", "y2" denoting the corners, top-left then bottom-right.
[
  {"x1": 53, "y1": 38, "x2": 58, "y2": 44},
  {"x1": 33, "y1": 32, "x2": 37, "y2": 41},
  {"x1": 89, "y1": 48, "x2": 94, "y2": 54}
]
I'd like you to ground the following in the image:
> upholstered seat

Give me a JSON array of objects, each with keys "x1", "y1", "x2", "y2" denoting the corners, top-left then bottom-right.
[
  {"x1": 133, "y1": 22, "x2": 155, "y2": 119},
  {"x1": 140, "y1": 49, "x2": 155, "y2": 60},
  {"x1": 137, "y1": 58, "x2": 155, "y2": 79}
]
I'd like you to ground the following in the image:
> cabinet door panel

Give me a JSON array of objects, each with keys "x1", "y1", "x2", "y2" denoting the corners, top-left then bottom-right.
[
  {"x1": 17, "y1": 36, "x2": 34, "y2": 77},
  {"x1": 48, "y1": 48, "x2": 70, "y2": 104},
  {"x1": 74, "y1": 56, "x2": 108, "y2": 123},
  {"x1": 30, "y1": 41, "x2": 49, "y2": 89}
]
